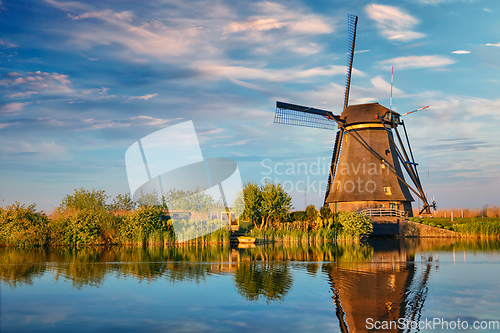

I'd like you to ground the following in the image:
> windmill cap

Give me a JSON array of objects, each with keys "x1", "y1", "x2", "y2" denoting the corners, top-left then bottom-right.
[{"x1": 341, "y1": 103, "x2": 400, "y2": 126}]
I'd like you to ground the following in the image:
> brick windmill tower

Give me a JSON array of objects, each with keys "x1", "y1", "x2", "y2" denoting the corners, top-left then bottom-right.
[{"x1": 274, "y1": 15, "x2": 432, "y2": 232}]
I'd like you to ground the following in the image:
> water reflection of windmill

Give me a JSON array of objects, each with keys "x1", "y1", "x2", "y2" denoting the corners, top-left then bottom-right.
[
  {"x1": 325, "y1": 242, "x2": 433, "y2": 333},
  {"x1": 274, "y1": 15, "x2": 433, "y2": 232}
]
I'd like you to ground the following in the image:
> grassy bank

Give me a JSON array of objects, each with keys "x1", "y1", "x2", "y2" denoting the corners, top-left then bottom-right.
[{"x1": 409, "y1": 216, "x2": 500, "y2": 238}]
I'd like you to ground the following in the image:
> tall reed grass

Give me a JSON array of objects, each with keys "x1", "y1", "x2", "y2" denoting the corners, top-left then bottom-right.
[{"x1": 414, "y1": 205, "x2": 500, "y2": 218}]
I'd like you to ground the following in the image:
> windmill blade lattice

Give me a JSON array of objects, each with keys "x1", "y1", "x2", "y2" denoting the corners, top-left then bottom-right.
[
  {"x1": 274, "y1": 101, "x2": 338, "y2": 131},
  {"x1": 343, "y1": 14, "x2": 358, "y2": 110}
]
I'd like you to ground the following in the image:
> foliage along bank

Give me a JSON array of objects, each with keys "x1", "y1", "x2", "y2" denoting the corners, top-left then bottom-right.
[{"x1": 0, "y1": 185, "x2": 374, "y2": 248}]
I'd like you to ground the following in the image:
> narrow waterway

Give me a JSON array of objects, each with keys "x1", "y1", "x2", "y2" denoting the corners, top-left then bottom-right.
[{"x1": 1, "y1": 238, "x2": 499, "y2": 332}]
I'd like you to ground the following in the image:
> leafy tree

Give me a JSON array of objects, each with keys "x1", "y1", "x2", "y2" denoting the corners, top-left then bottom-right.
[
  {"x1": 136, "y1": 189, "x2": 160, "y2": 207},
  {"x1": 61, "y1": 188, "x2": 109, "y2": 212},
  {"x1": 260, "y1": 181, "x2": 293, "y2": 229},
  {"x1": 161, "y1": 188, "x2": 221, "y2": 212},
  {"x1": 234, "y1": 182, "x2": 263, "y2": 228},
  {"x1": 110, "y1": 193, "x2": 136, "y2": 211},
  {"x1": 320, "y1": 205, "x2": 333, "y2": 220},
  {"x1": 305, "y1": 205, "x2": 318, "y2": 221}
]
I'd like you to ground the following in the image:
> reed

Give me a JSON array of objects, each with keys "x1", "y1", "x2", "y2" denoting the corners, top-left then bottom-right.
[
  {"x1": 413, "y1": 205, "x2": 500, "y2": 218},
  {"x1": 452, "y1": 219, "x2": 500, "y2": 237}
]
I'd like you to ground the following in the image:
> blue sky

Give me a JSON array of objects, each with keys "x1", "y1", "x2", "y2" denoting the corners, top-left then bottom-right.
[{"x1": 1, "y1": 0, "x2": 500, "y2": 211}]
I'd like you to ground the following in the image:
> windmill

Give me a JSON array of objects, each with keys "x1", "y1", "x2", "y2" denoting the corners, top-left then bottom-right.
[{"x1": 274, "y1": 14, "x2": 433, "y2": 222}]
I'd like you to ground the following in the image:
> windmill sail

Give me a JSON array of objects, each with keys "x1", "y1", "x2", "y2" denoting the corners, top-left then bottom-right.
[
  {"x1": 274, "y1": 101, "x2": 339, "y2": 131},
  {"x1": 324, "y1": 14, "x2": 358, "y2": 204},
  {"x1": 343, "y1": 14, "x2": 358, "y2": 110}
]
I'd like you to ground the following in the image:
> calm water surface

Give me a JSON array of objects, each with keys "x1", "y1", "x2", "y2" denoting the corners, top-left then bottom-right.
[{"x1": 1, "y1": 238, "x2": 500, "y2": 332}]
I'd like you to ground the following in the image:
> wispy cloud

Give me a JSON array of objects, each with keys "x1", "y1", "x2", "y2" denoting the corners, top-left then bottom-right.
[
  {"x1": 47, "y1": 0, "x2": 333, "y2": 61},
  {"x1": 80, "y1": 115, "x2": 174, "y2": 130},
  {"x1": 225, "y1": 2, "x2": 331, "y2": 35},
  {"x1": 0, "y1": 140, "x2": 67, "y2": 155},
  {"x1": 451, "y1": 50, "x2": 470, "y2": 54},
  {"x1": 484, "y1": 8, "x2": 493, "y2": 13},
  {"x1": 198, "y1": 128, "x2": 226, "y2": 135},
  {"x1": 196, "y1": 63, "x2": 363, "y2": 82},
  {"x1": 365, "y1": 4, "x2": 425, "y2": 41},
  {"x1": 485, "y1": 42, "x2": 500, "y2": 47},
  {"x1": 128, "y1": 93, "x2": 158, "y2": 101},
  {"x1": 0, "y1": 102, "x2": 31, "y2": 114},
  {"x1": 0, "y1": 39, "x2": 18, "y2": 48},
  {"x1": 379, "y1": 55, "x2": 455, "y2": 70}
]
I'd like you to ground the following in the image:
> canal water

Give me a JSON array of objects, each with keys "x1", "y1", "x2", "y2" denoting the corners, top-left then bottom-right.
[{"x1": 1, "y1": 238, "x2": 499, "y2": 332}]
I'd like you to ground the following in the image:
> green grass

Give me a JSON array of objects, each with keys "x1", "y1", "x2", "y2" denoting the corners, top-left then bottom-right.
[{"x1": 408, "y1": 216, "x2": 500, "y2": 236}]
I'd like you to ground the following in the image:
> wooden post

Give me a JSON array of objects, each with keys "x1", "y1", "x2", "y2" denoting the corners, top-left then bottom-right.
[{"x1": 451, "y1": 211, "x2": 454, "y2": 222}]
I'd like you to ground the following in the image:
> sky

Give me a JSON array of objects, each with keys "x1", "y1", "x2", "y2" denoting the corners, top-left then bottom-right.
[{"x1": 1, "y1": 0, "x2": 500, "y2": 212}]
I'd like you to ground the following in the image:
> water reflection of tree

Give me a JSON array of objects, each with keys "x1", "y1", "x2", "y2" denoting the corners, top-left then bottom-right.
[{"x1": 234, "y1": 262, "x2": 293, "y2": 302}]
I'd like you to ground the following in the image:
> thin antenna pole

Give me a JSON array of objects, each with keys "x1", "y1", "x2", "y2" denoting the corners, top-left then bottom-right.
[{"x1": 390, "y1": 66, "x2": 394, "y2": 111}]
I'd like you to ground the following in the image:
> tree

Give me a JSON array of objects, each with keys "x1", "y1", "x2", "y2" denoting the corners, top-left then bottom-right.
[
  {"x1": 161, "y1": 188, "x2": 221, "y2": 212},
  {"x1": 136, "y1": 189, "x2": 160, "y2": 207},
  {"x1": 234, "y1": 182, "x2": 263, "y2": 229},
  {"x1": 110, "y1": 193, "x2": 136, "y2": 211},
  {"x1": 260, "y1": 181, "x2": 293, "y2": 229},
  {"x1": 305, "y1": 205, "x2": 318, "y2": 221},
  {"x1": 61, "y1": 188, "x2": 109, "y2": 212},
  {"x1": 320, "y1": 205, "x2": 333, "y2": 220}
]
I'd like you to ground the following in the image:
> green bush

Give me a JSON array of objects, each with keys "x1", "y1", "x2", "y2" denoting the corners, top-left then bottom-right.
[
  {"x1": 336, "y1": 211, "x2": 373, "y2": 236},
  {"x1": 0, "y1": 203, "x2": 49, "y2": 248},
  {"x1": 118, "y1": 206, "x2": 173, "y2": 244},
  {"x1": 60, "y1": 208, "x2": 111, "y2": 246}
]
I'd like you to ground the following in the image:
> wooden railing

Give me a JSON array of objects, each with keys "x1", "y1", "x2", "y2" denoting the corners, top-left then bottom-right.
[{"x1": 358, "y1": 208, "x2": 405, "y2": 218}]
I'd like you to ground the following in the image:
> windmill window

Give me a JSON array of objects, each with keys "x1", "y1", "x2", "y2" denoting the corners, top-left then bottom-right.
[
  {"x1": 211, "y1": 212, "x2": 218, "y2": 220},
  {"x1": 384, "y1": 186, "x2": 392, "y2": 195}
]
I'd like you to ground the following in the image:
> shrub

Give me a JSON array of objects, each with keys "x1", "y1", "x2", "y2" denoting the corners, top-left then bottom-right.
[
  {"x1": 0, "y1": 203, "x2": 49, "y2": 247},
  {"x1": 336, "y1": 211, "x2": 373, "y2": 236},
  {"x1": 60, "y1": 208, "x2": 111, "y2": 246},
  {"x1": 118, "y1": 206, "x2": 173, "y2": 244}
]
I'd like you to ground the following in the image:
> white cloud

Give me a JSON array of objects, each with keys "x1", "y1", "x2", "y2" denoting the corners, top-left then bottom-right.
[
  {"x1": 196, "y1": 63, "x2": 363, "y2": 82},
  {"x1": 1, "y1": 71, "x2": 73, "y2": 96},
  {"x1": 484, "y1": 8, "x2": 493, "y2": 13},
  {"x1": 485, "y1": 42, "x2": 500, "y2": 47},
  {"x1": 0, "y1": 102, "x2": 31, "y2": 114},
  {"x1": 226, "y1": 2, "x2": 332, "y2": 35},
  {"x1": 451, "y1": 50, "x2": 470, "y2": 54},
  {"x1": 128, "y1": 93, "x2": 158, "y2": 101},
  {"x1": 0, "y1": 140, "x2": 67, "y2": 155},
  {"x1": 365, "y1": 4, "x2": 425, "y2": 41},
  {"x1": 127, "y1": 115, "x2": 174, "y2": 126},
  {"x1": 198, "y1": 128, "x2": 226, "y2": 135},
  {"x1": 82, "y1": 118, "x2": 130, "y2": 130},
  {"x1": 226, "y1": 18, "x2": 287, "y2": 33},
  {"x1": 82, "y1": 115, "x2": 173, "y2": 130},
  {"x1": 379, "y1": 55, "x2": 455, "y2": 70}
]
